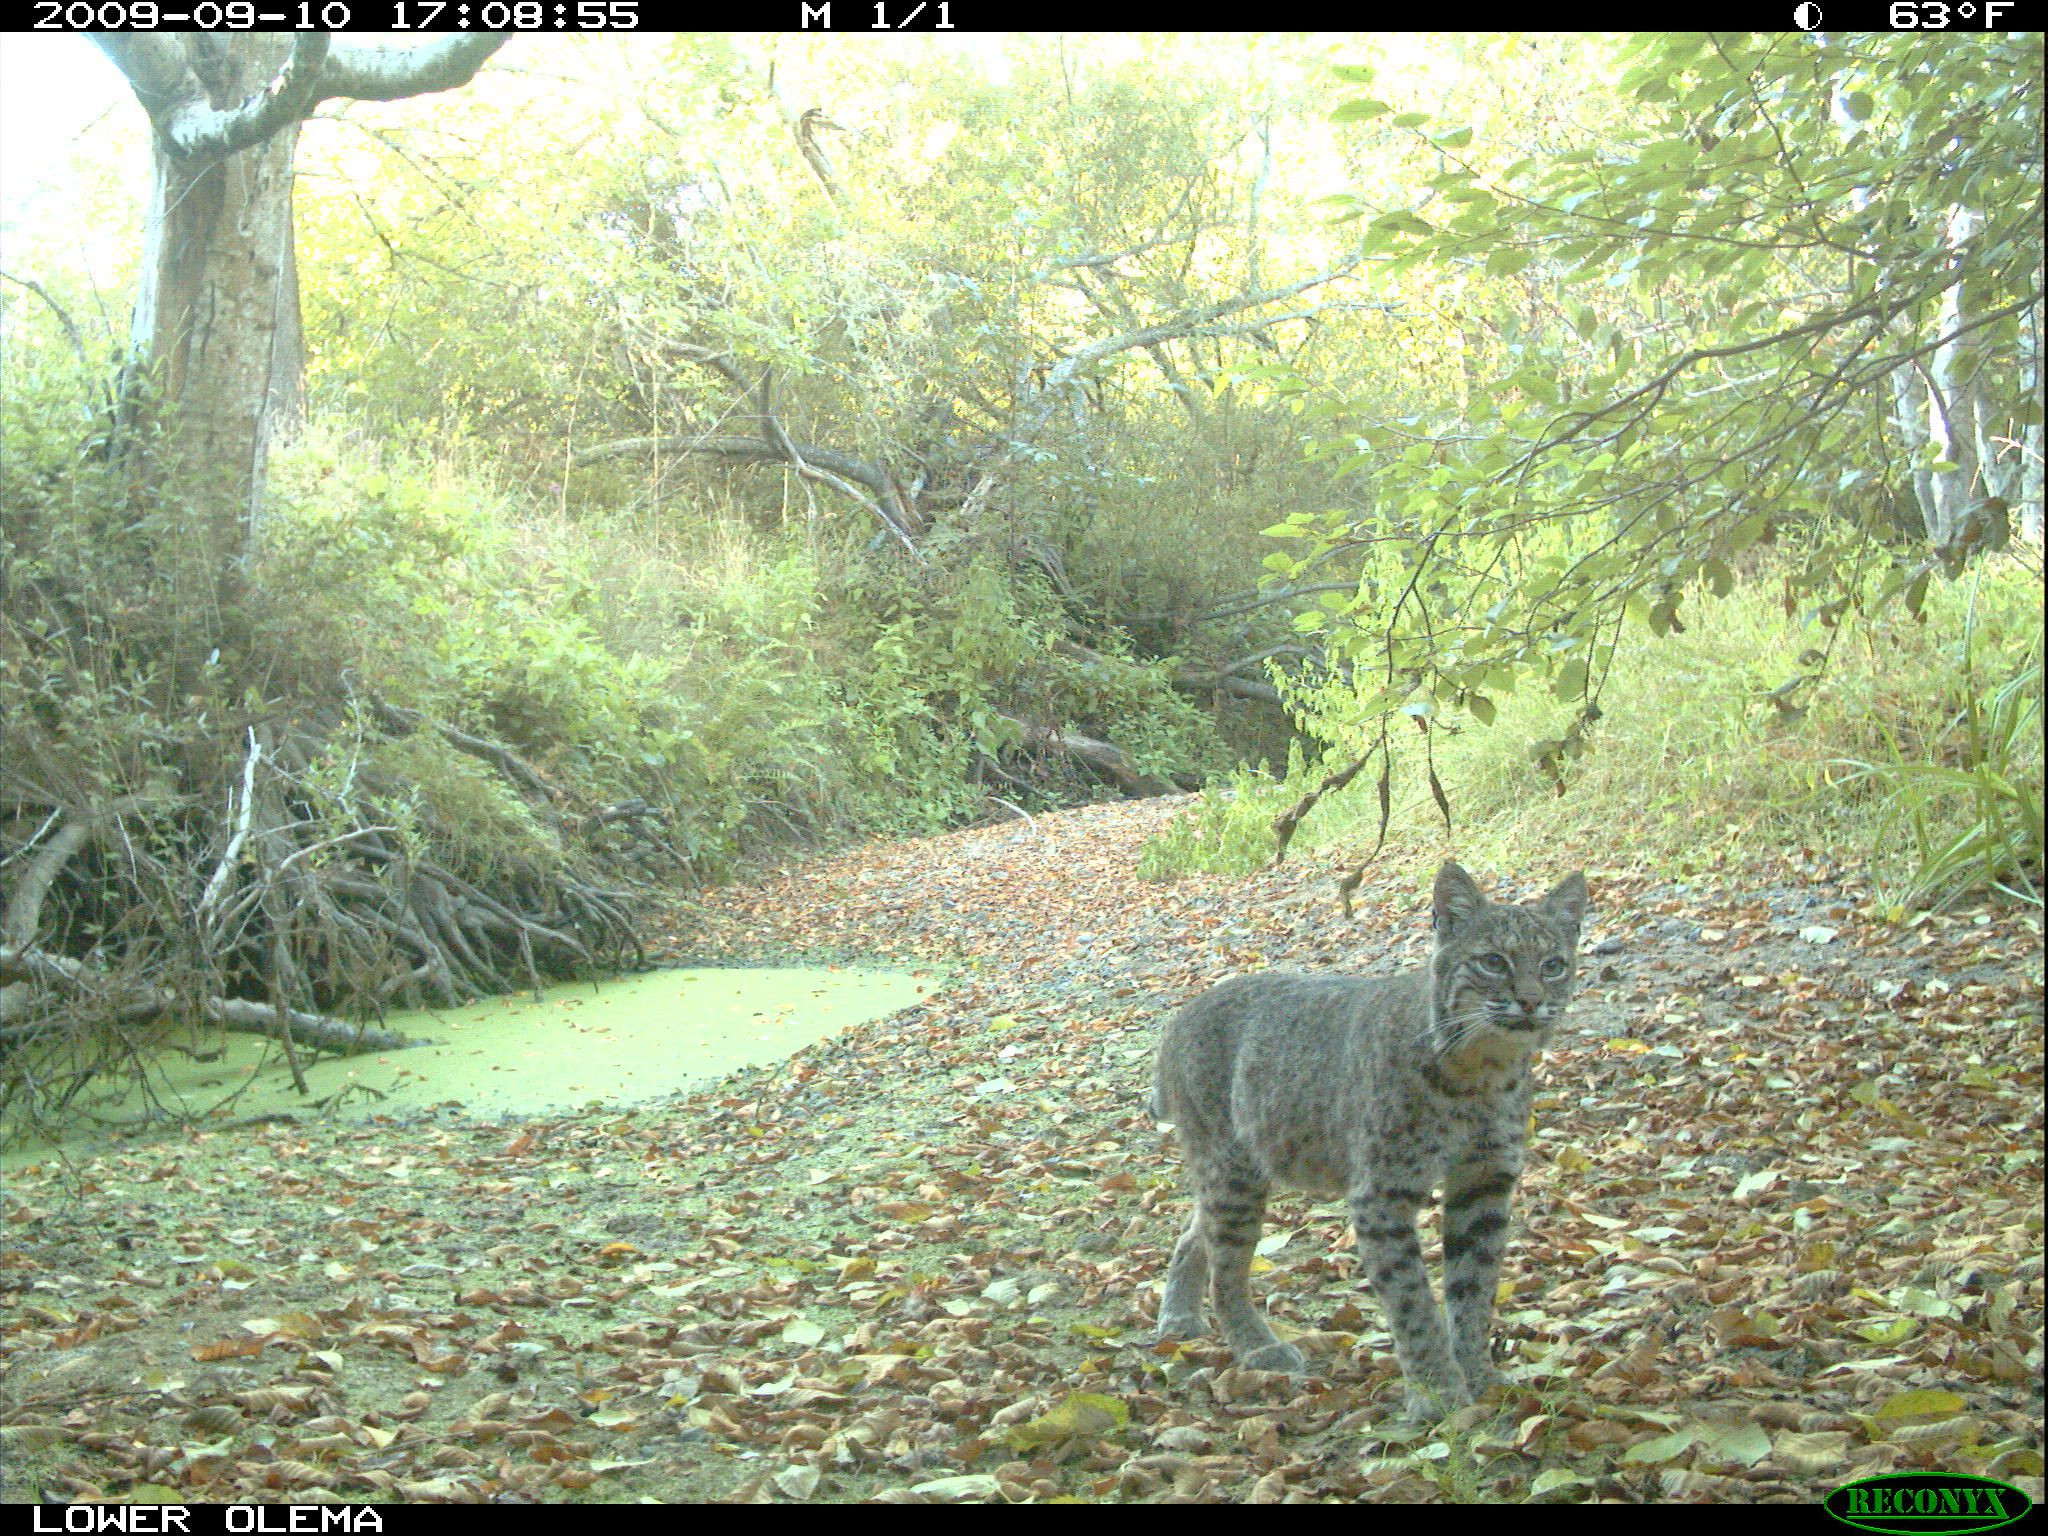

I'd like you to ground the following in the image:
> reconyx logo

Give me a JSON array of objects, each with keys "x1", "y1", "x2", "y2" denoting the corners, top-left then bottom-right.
[{"x1": 1825, "y1": 1473, "x2": 2032, "y2": 1535}]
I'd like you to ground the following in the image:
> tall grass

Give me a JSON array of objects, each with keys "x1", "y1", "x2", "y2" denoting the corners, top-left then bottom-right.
[
  {"x1": 1836, "y1": 562, "x2": 2043, "y2": 910},
  {"x1": 1143, "y1": 552, "x2": 2045, "y2": 910}
]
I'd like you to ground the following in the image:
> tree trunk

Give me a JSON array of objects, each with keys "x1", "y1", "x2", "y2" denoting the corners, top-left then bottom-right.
[
  {"x1": 122, "y1": 36, "x2": 303, "y2": 579},
  {"x1": 97, "y1": 32, "x2": 504, "y2": 577},
  {"x1": 1887, "y1": 207, "x2": 2025, "y2": 563}
]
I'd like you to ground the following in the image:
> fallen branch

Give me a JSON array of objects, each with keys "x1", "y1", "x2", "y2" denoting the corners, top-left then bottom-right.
[
  {"x1": 1172, "y1": 668, "x2": 1285, "y2": 710},
  {"x1": 997, "y1": 715, "x2": 1171, "y2": 798},
  {"x1": 369, "y1": 697, "x2": 553, "y2": 798},
  {"x1": 1049, "y1": 636, "x2": 1293, "y2": 713},
  {"x1": 1, "y1": 797, "x2": 159, "y2": 954},
  {"x1": 0, "y1": 943, "x2": 422, "y2": 1053}
]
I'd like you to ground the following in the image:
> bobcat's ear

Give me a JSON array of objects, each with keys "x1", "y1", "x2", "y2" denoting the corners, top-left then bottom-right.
[
  {"x1": 1432, "y1": 862, "x2": 1484, "y2": 940},
  {"x1": 1544, "y1": 870, "x2": 1589, "y2": 940}
]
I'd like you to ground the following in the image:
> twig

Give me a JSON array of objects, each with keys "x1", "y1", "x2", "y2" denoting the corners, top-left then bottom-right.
[{"x1": 197, "y1": 728, "x2": 262, "y2": 924}]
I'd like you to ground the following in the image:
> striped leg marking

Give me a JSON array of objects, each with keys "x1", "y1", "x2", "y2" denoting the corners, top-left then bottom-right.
[
  {"x1": 1443, "y1": 1162, "x2": 1517, "y2": 1392},
  {"x1": 1352, "y1": 1186, "x2": 1466, "y2": 1418}
]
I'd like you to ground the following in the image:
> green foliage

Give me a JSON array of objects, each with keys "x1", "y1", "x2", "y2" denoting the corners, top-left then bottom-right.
[
  {"x1": 1291, "y1": 35, "x2": 2039, "y2": 690},
  {"x1": 258, "y1": 431, "x2": 1221, "y2": 872},
  {"x1": 1135, "y1": 762, "x2": 1297, "y2": 881},
  {"x1": 1145, "y1": 556, "x2": 2044, "y2": 908},
  {"x1": 1839, "y1": 578, "x2": 2044, "y2": 912},
  {"x1": 261, "y1": 439, "x2": 838, "y2": 877},
  {"x1": 354, "y1": 731, "x2": 561, "y2": 884},
  {"x1": 1234, "y1": 33, "x2": 2045, "y2": 908},
  {"x1": 832, "y1": 558, "x2": 1223, "y2": 833}
]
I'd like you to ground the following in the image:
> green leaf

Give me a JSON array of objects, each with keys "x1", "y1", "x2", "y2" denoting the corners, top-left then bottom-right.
[
  {"x1": 1332, "y1": 98, "x2": 1393, "y2": 123},
  {"x1": 1622, "y1": 1428, "x2": 1697, "y2": 1464},
  {"x1": 1874, "y1": 1388, "x2": 1968, "y2": 1423},
  {"x1": 1003, "y1": 1393, "x2": 1131, "y2": 1451},
  {"x1": 1529, "y1": 1468, "x2": 1595, "y2": 1499},
  {"x1": 780, "y1": 1317, "x2": 826, "y2": 1346}
]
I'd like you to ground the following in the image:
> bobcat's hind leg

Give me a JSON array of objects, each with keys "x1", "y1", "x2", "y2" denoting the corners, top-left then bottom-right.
[
  {"x1": 1155, "y1": 1215, "x2": 1210, "y2": 1341},
  {"x1": 1201, "y1": 1155, "x2": 1306, "y2": 1374}
]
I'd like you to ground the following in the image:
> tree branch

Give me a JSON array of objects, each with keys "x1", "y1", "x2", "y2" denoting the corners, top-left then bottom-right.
[
  {"x1": 573, "y1": 432, "x2": 923, "y2": 555},
  {"x1": 313, "y1": 34, "x2": 509, "y2": 103},
  {"x1": 154, "y1": 35, "x2": 331, "y2": 160},
  {"x1": 93, "y1": 33, "x2": 507, "y2": 163}
]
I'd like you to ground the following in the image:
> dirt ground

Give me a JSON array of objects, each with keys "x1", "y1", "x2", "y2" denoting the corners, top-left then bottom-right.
[{"x1": 3, "y1": 796, "x2": 2041, "y2": 1503}]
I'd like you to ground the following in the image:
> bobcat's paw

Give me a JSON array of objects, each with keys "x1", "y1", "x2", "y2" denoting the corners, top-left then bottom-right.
[
  {"x1": 1458, "y1": 1360, "x2": 1507, "y2": 1396},
  {"x1": 1239, "y1": 1341, "x2": 1309, "y2": 1375},
  {"x1": 1155, "y1": 1311, "x2": 1205, "y2": 1342},
  {"x1": 1399, "y1": 1376, "x2": 1473, "y2": 1422}
]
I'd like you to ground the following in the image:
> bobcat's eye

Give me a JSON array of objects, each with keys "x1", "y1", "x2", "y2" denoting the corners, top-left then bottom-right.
[
  {"x1": 1474, "y1": 953, "x2": 1509, "y2": 976},
  {"x1": 1540, "y1": 957, "x2": 1569, "y2": 979}
]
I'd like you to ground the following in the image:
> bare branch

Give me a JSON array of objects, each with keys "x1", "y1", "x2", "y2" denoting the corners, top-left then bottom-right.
[
  {"x1": 314, "y1": 34, "x2": 509, "y2": 104},
  {"x1": 573, "y1": 432, "x2": 924, "y2": 556},
  {"x1": 1, "y1": 796, "x2": 158, "y2": 956},
  {"x1": 154, "y1": 36, "x2": 331, "y2": 160},
  {"x1": 93, "y1": 33, "x2": 506, "y2": 162}
]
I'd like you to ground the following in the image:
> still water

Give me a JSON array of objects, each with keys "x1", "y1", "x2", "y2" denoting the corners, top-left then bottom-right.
[{"x1": 4, "y1": 964, "x2": 936, "y2": 1164}]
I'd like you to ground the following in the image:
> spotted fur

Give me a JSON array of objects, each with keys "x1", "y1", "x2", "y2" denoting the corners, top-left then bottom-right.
[{"x1": 1151, "y1": 861, "x2": 1587, "y2": 1418}]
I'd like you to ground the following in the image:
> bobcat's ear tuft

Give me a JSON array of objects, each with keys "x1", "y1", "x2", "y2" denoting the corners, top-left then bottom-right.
[
  {"x1": 1433, "y1": 862, "x2": 1484, "y2": 940},
  {"x1": 1545, "y1": 870, "x2": 1589, "y2": 939}
]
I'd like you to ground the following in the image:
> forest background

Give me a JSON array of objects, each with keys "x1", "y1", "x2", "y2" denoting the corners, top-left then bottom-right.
[{"x1": 0, "y1": 30, "x2": 2040, "y2": 1119}]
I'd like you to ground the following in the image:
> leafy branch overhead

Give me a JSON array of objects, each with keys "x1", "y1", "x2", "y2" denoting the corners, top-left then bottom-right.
[{"x1": 1265, "y1": 33, "x2": 2040, "y2": 779}]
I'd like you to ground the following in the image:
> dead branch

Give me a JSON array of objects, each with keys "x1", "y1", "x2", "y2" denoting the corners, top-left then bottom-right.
[
  {"x1": 997, "y1": 715, "x2": 1171, "y2": 798},
  {"x1": 369, "y1": 696, "x2": 553, "y2": 798},
  {"x1": 0, "y1": 943, "x2": 420, "y2": 1053},
  {"x1": 1272, "y1": 744, "x2": 1378, "y2": 865}
]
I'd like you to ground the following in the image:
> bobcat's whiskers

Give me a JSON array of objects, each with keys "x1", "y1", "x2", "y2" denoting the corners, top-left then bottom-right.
[{"x1": 1421, "y1": 1003, "x2": 1494, "y2": 1056}]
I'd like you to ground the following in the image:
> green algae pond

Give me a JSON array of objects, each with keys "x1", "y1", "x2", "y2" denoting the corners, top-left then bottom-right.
[{"x1": 3, "y1": 964, "x2": 938, "y2": 1166}]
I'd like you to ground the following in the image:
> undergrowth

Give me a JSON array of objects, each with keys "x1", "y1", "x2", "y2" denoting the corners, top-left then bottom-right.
[{"x1": 1141, "y1": 551, "x2": 2045, "y2": 911}]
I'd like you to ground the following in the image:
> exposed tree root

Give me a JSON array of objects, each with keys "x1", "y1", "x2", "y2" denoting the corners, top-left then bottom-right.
[{"x1": 1, "y1": 694, "x2": 648, "y2": 1141}]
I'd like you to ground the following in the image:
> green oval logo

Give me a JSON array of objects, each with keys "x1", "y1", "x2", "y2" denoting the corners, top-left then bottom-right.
[{"x1": 1825, "y1": 1473, "x2": 2033, "y2": 1535}]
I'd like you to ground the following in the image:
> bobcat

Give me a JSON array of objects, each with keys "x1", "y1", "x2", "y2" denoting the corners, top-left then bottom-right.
[{"x1": 1151, "y1": 861, "x2": 1587, "y2": 1418}]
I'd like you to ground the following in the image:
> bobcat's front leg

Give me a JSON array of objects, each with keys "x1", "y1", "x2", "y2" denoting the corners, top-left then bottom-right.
[
  {"x1": 1350, "y1": 1185, "x2": 1465, "y2": 1418},
  {"x1": 1156, "y1": 1214, "x2": 1210, "y2": 1340},
  {"x1": 1442, "y1": 1157, "x2": 1519, "y2": 1394}
]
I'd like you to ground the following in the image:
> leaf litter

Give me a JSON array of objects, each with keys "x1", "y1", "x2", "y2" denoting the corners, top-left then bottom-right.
[{"x1": 2, "y1": 797, "x2": 2040, "y2": 1503}]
